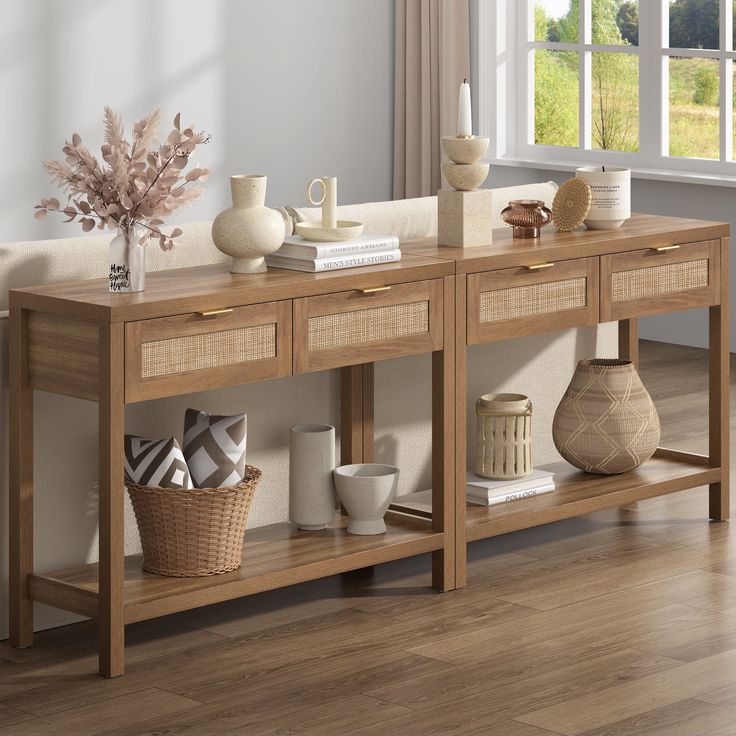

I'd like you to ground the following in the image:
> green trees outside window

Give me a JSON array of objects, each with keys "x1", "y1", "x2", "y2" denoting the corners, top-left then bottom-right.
[{"x1": 534, "y1": 0, "x2": 727, "y2": 159}]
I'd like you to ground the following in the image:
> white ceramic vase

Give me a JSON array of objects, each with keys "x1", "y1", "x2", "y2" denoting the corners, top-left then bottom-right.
[
  {"x1": 333, "y1": 464, "x2": 399, "y2": 535},
  {"x1": 108, "y1": 226, "x2": 145, "y2": 293},
  {"x1": 289, "y1": 424, "x2": 337, "y2": 531},
  {"x1": 211, "y1": 175, "x2": 285, "y2": 273}
]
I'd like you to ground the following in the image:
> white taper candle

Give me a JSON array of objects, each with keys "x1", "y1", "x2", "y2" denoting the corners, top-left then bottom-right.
[{"x1": 458, "y1": 79, "x2": 472, "y2": 137}]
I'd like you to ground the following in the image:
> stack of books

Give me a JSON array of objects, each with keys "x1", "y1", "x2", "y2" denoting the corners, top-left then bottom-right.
[
  {"x1": 266, "y1": 234, "x2": 401, "y2": 273},
  {"x1": 466, "y1": 468, "x2": 556, "y2": 506}
]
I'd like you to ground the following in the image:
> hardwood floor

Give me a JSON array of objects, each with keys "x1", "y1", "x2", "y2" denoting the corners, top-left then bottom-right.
[{"x1": 1, "y1": 339, "x2": 734, "y2": 736}]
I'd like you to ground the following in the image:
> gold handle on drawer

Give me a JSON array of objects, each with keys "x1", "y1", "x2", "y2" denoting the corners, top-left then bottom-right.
[
  {"x1": 358, "y1": 286, "x2": 392, "y2": 294},
  {"x1": 525, "y1": 262, "x2": 555, "y2": 271},
  {"x1": 197, "y1": 308, "x2": 234, "y2": 317},
  {"x1": 652, "y1": 245, "x2": 681, "y2": 252}
]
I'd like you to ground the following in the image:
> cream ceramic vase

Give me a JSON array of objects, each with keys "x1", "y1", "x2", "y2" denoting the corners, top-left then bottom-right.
[
  {"x1": 212, "y1": 175, "x2": 284, "y2": 273},
  {"x1": 475, "y1": 393, "x2": 533, "y2": 480},
  {"x1": 552, "y1": 359, "x2": 660, "y2": 475}
]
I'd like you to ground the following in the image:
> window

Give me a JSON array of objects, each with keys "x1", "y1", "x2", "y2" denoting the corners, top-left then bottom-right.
[{"x1": 479, "y1": 0, "x2": 736, "y2": 180}]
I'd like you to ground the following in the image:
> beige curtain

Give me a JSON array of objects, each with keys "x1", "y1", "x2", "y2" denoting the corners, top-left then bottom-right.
[{"x1": 394, "y1": 0, "x2": 470, "y2": 200}]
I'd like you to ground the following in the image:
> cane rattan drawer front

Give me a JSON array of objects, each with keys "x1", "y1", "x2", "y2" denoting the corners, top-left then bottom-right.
[
  {"x1": 600, "y1": 240, "x2": 720, "y2": 321},
  {"x1": 125, "y1": 301, "x2": 292, "y2": 402},
  {"x1": 294, "y1": 279, "x2": 444, "y2": 373},
  {"x1": 467, "y1": 257, "x2": 599, "y2": 343}
]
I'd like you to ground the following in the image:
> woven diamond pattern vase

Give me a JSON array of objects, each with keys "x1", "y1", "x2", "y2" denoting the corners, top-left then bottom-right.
[{"x1": 552, "y1": 359, "x2": 660, "y2": 475}]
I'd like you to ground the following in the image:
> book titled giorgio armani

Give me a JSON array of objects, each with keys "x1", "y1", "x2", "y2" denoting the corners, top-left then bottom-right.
[
  {"x1": 274, "y1": 234, "x2": 400, "y2": 260},
  {"x1": 266, "y1": 249, "x2": 401, "y2": 273}
]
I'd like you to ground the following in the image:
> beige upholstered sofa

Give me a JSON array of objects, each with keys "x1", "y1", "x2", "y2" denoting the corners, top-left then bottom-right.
[{"x1": 0, "y1": 183, "x2": 616, "y2": 636}]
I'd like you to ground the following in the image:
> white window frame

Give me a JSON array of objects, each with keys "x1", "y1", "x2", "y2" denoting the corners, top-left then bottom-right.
[{"x1": 478, "y1": 0, "x2": 736, "y2": 184}]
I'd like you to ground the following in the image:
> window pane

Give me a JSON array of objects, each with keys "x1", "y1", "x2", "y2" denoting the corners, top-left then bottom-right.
[
  {"x1": 535, "y1": 49, "x2": 579, "y2": 146},
  {"x1": 669, "y1": 57, "x2": 719, "y2": 159},
  {"x1": 591, "y1": 52, "x2": 639, "y2": 151},
  {"x1": 594, "y1": 0, "x2": 638, "y2": 46},
  {"x1": 669, "y1": 0, "x2": 719, "y2": 50},
  {"x1": 535, "y1": 0, "x2": 577, "y2": 43}
]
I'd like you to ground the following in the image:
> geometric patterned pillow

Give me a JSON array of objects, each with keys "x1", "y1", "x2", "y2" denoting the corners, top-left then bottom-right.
[
  {"x1": 183, "y1": 409, "x2": 247, "y2": 488},
  {"x1": 124, "y1": 435, "x2": 193, "y2": 489}
]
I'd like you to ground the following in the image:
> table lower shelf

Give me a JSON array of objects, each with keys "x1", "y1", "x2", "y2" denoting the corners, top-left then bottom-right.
[
  {"x1": 394, "y1": 453, "x2": 721, "y2": 543},
  {"x1": 28, "y1": 455, "x2": 721, "y2": 628},
  {"x1": 29, "y1": 513, "x2": 443, "y2": 625},
  {"x1": 465, "y1": 455, "x2": 720, "y2": 541}
]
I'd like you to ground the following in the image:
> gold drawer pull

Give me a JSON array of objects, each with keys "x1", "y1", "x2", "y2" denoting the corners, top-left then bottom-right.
[
  {"x1": 525, "y1": 263, "x2": 555, "y2": 271},
  {"x1": 653, "y1": 245, "x2": 680, "y2": 252},
  {"x1": 197, "y1": 308, "x2": 234, "y2": 317},
  {"x1": 358, "y1": 286, "x2": 392, "y2": 294}
]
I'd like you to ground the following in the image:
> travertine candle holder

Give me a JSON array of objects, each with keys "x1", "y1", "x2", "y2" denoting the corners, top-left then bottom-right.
[
  {"x1": 441, "y1": 136, "x2": 490, "y2": 164},
  {"x1": 441, "y1": 163, "x2": 490, "y2": 192},
  {"x1": 438, "y1": 136, "x2": 492, "y2": 247}
]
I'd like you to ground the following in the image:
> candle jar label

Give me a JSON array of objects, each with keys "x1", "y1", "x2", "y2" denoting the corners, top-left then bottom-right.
[{"x1": 589, "y1": 183, "x2": 626, "y2": 213}]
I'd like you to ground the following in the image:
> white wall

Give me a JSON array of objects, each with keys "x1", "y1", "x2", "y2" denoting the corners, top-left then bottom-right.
[
  {"x1": 485, "y1": 166, "x2": 733, "y2": 350},
  {"x1": 0, "y1": 0, "x2": 394, "y2": 243}
]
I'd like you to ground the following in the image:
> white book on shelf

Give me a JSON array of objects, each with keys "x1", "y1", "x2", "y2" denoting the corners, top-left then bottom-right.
[
  {"x1": 275, "y1": 234, "x2": 400, "y2": 259},
  {"x1": 466, "y1": 469, "x2": 556, "y2": 499},
  {"x1": 266, "y1": 249, "x2": 401, "y2": 273},
  {"x1": 393, "y1": 482, "x2": 555, "y2": 511},
  {"x1": 466, "y1": 483, "x2": 555, "y2": 506}
]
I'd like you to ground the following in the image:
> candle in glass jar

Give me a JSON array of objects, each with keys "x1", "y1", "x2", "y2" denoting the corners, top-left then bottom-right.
[
  {"x1": 575, "y1": 165, "x2": 631, "y2": 230},
  {"x1": 457, "y1": 79, "x2": 472, "y2": 137}
]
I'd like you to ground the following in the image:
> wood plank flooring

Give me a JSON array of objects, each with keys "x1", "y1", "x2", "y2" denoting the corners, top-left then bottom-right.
[{"x1": 0, "y1": 339, "x2": 734, "y2": 736}]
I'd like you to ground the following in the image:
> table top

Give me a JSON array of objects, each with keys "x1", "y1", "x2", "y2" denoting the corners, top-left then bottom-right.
[
  {"x1": 9, "y1": 212, "x2": 728, "y2": 323},
  {"x1": 401, "y1": 212, "x2": 729, "y2": 273}
]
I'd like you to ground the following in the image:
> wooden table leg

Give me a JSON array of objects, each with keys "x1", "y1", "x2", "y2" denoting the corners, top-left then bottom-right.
[
  {"x1": 340, "y1": 363, "x2": 375, "y2": 574},
  {"x1": 709, "y1": 237, "x2": 730, "y2": 521},
  {"x1": 98, "y1": 323, "x2": 126, "y2": 677},
  {"x1": 340, "y1": 365, "x2": 364, "y2": 465},
  {"x1": 432, "y1": 275, "x2": 456, "y2": 592},
  {"x1": 619, "y1": 318, "x2": 639, "y2": 365},
  {"x1": 9, "y1": 308, "x2": 34, "y2": 648},
  {"x1": 362, "y1": 364, "x2": 374, "y2": 464},
  {"x1": 454, "y1": 276, "x2": 467, "y2": 590}
]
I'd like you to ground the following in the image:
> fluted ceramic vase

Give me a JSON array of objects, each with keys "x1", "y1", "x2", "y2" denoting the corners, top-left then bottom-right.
[
  {"x1": 289, "y1": 424, "x2": 337, "y2": 531},
  {"x1": 108, "y1": 226, "x2": 145, "y2": 293},
  {"x1": 552, "y1": 359, "x2": 660, "y2": 475},
  {"x1": 211, "y1": 175, "x2": 284, "y2": 273}
]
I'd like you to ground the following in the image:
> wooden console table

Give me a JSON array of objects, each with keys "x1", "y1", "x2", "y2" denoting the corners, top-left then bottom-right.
[
  {"x1": 403, "y1": 212, "x2": 730, "y2": 587},
  {"x1": 8, "y1": 213, "x2": 730, "y2": 676}
]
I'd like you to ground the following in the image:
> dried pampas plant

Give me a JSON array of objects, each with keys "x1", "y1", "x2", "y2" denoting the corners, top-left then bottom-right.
[{"x1": 34, "y1": 108, "x2": 211, "y2": 250}]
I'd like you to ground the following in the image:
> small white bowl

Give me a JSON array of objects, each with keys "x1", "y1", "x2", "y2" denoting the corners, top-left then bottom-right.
[
  {"x1": 333, "y1": 464, "x2": 399, "y2": 535},
  {"x1": 295, "y1": 220, "x2": 364, "y2": 242}
]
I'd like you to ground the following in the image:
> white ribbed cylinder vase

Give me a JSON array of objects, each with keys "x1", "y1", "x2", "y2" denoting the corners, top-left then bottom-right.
[
  {"x1": 475, "y1": 393, "x2": 533, "y2": 480},
  {"x1": 289, "y1": 424, "x2": 336, "y2": 531}
]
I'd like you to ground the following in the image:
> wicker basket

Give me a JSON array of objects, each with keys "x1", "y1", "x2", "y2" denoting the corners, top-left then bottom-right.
[{"x1": 126, "y1": 465, "x2": 261, "y2": 577}]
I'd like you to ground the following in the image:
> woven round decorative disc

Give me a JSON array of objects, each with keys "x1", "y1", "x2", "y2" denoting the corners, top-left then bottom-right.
[{"x1": 552, "y1": 178, "x2": 592, "y2": 232}]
